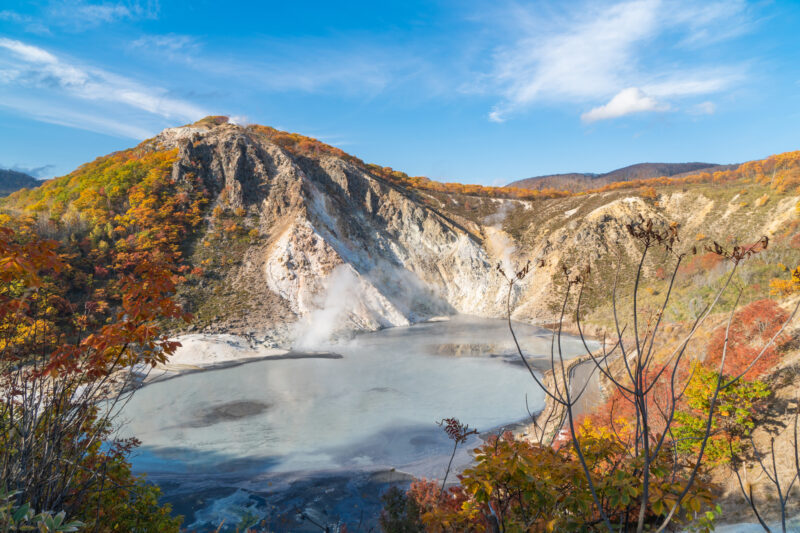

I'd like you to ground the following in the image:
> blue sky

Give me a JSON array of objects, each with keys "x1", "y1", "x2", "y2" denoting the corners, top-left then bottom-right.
[{"x1": 1, "y1": 0, "x2": 799, "y2": 185}]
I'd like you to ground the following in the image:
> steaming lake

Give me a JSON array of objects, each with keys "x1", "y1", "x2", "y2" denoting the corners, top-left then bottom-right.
[{"x1": 119, "y1": 316, "x2": 593, "y2": 531}]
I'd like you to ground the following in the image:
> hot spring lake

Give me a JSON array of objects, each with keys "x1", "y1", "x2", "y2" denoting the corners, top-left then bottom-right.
[{"x1": 118, "y1": 316, "x2": 593, "y2": 531}]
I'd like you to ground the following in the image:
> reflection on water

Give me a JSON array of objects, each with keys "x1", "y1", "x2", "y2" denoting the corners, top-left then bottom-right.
[
  {"x1": 431, "y1": 342, "x2": 505, "y2": 356},
  {"x1": 119, "y1": 316, "x2": 592, "y2": 530}
]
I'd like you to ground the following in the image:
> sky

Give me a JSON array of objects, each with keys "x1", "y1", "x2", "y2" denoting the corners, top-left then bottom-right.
[{"x1": 0, "y1": 0, "x2": 799, "y2": 185}]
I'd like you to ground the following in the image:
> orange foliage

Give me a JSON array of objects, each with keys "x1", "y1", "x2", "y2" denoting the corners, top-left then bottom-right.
[
  {"x1": 3, "y1": 145, "x2": 210, "y2": 280},
  {"x1": 639, "y1": 186, "x2": 658, "y2": 199},
  {"x1": 706, "y1": 298, "x2": 790, "y2": 380},
  {"x1": 584, "y1": 151, "x2": 800, "y2": 196},
  {"x1": 248, "y1": 125, "x2": 360, "y2": 163}
]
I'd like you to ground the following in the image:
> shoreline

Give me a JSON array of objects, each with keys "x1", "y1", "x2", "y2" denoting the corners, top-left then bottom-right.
[{"x1": 139, "y1": 350, "x2": 344, "y2": 386}]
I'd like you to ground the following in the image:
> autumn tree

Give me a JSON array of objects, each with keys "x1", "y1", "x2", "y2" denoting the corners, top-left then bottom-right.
[{"x1": 0, "y1": 143, "x2": 209, "y2": 531}]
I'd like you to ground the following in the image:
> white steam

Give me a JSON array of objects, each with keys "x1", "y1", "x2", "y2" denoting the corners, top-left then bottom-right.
[
  {"x1": 483, "y1": 201, "x2": 518, "y2": 275},
  {"x1": 485, "y1": 229, "x2": 517, "y2": 276},
  {"x1": 291, "y1": 265, "x2": 363, "y2": 350}
]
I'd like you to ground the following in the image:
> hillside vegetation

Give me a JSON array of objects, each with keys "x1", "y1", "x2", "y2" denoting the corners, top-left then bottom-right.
[{"x1": 2, "y1": 116, "x2": 800, "y2": 531}]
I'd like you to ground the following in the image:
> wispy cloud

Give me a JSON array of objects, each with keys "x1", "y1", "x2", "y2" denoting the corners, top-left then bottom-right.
[
  {"x1": 483, "y1": 0, "x2": 752, "y2": 122},
  {"x1": 47, "y1": 0, "x2": 159, "y2": 29},
  {"x1": 2, "y1": 1, "x2": 160, "y2": 35},
  {"x1": 127, "y1": 33, "x2": 447, "y2": 99},
  {"x1": 1, "y1": 163, "x2": 55, "y2": 178},
  {"x1": 0, "y1": 38, "x2": 207, "y2": 138},
  {"x1": 0, "y1": 93, "x2": 161, "y2": 138},
  {"x1": 130, "y1": 33, "x2": 199, "y2": 60},
  {"x1": 690, "y1": 101, "x2": 716, "y2": 115},
  {"x1": 0, "y1": 10, "x2": 51, "y2": 35}
]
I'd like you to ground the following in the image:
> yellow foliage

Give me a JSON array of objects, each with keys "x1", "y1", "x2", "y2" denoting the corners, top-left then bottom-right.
[{"x1": 770, "y1": 266, "x2": 800, "y2": 295}]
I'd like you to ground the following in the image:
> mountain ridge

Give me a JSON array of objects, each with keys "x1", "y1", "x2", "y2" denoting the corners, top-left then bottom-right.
[
  {"x1": 0, "y1": 168, "x2": 39, "y2": 196},
  {"x1": 508, "y1": 162, "x2": 732, "y2": 192}
]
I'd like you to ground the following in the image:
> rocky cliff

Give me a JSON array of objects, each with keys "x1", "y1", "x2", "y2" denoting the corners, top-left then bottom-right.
[
  {"x1": 150, "y1": 123, "x2": 517, "y2": 343},
  {"x1": 144, "y1": 121, "x2": 800, "y2": 342}
]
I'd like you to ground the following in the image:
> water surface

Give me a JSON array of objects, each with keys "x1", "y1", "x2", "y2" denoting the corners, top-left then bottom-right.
[{"x1": 120, "y1": 316, "x2": 591, "y2": 530}]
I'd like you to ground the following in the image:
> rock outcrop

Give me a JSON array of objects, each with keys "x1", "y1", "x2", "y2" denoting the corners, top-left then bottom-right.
[
  {"x1": 152, "y1": 124, "x2": 514, "y2": 341},
  {"x1": 146, "y1": 121, "x2": 800, "y2": 341}
]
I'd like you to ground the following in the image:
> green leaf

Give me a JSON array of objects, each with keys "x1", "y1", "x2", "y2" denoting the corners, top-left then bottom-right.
[{"x1": 13, "y1": 503, "x2": 31, "y2": 522}]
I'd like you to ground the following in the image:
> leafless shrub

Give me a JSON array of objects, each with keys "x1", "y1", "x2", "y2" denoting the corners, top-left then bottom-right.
[{"x1": 500, "y1": 218, "x2": 798, "y2": 532}]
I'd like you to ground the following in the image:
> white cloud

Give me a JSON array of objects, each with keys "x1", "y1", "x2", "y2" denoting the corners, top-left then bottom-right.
[
  {"x1": 206, "y1": 49, "x2": 394, "y2": 96},
  {"x1": 488, "y1": 109, "x2": 505, "y2": 123},
  {"x1": 582, "y1": 87, "x2": 667, "y2": 122},
  {"x1": 1, "y1": 1, "x2": 158, "y2": 34},
  {"x1": 691, "y1": 101, "x2": 716, "y2": 115},
  {"x1": 483, "y1": 0, "x2": 751, "y2": 122},
  {"x1": 671, "y1": 0, "x2": 753, "y2": 47},
  {"x1": 0, "y1": 39, "x2": 59, "y2": 64},
  {"x1": 125, "y1": 31, "x2": 449, "y2": 100},
  {"x1": 486, "y1": 0, "x2": 660, "y2": 121},
  {"x1": 70, "y1": 3, "x2": 131, "y2": 23},
  {"x1": 0, "y1": 38, "x2": 207, "y2": 138}
]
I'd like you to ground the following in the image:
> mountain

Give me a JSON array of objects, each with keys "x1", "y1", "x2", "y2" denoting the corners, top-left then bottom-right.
[
  {"x1": 3, "y1": 118, "x2": 514, "y2": 339},
  {"x1": 0, "y1": 168, "x2": 39, "y2": 196},
  {"x1": 3, "y1": 117, "x2": 798, "y2": 342},
  {"x1": 508, "y1": 162, "x2": 730, "y2": 191}
]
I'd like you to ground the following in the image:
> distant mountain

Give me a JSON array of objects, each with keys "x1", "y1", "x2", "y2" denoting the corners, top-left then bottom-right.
[
  {"x1": 0, "y1": 169, "x2": 39, "y2": 196},
  {"x1": 508, "y1": 162, "x2": 731, "y2": 191}
]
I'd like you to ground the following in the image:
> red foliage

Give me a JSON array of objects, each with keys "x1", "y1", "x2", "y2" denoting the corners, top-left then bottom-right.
[
  {"x1": 583, "y1": 363, "x2": 691, "y2": 440},
  {"x1": 407, "y1": 478, "x2": 469, "y2": 518},
  {"x1": 679, "y1": 252, "x2": 726, "y2": 278},
  {"x1": 437, "y1": 417, "x2": 478, "y2": 444},
  {"x1": 706, "y1": 299, "x2": 790, "y2": 380}
]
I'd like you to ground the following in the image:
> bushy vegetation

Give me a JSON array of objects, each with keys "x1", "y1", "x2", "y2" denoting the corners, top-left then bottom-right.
[
  {"x1": 0, "y1": 141, "x2": 208, "y2": 530},
  {"x1": 382, "y1": 220, "x2": 798, "y2": 532},
  {"x1": 382, "y1": 424, "x2": 720, "y2": 532}
]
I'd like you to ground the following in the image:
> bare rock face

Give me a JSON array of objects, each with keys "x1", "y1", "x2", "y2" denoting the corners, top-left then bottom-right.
[{"x1": 155, "y1": 124, "x2": 512, "y2": 341}]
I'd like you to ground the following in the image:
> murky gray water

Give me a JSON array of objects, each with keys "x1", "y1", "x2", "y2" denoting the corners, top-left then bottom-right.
[{"x1": 119, "y1": 316, "x2": 591, "y2": 531}]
